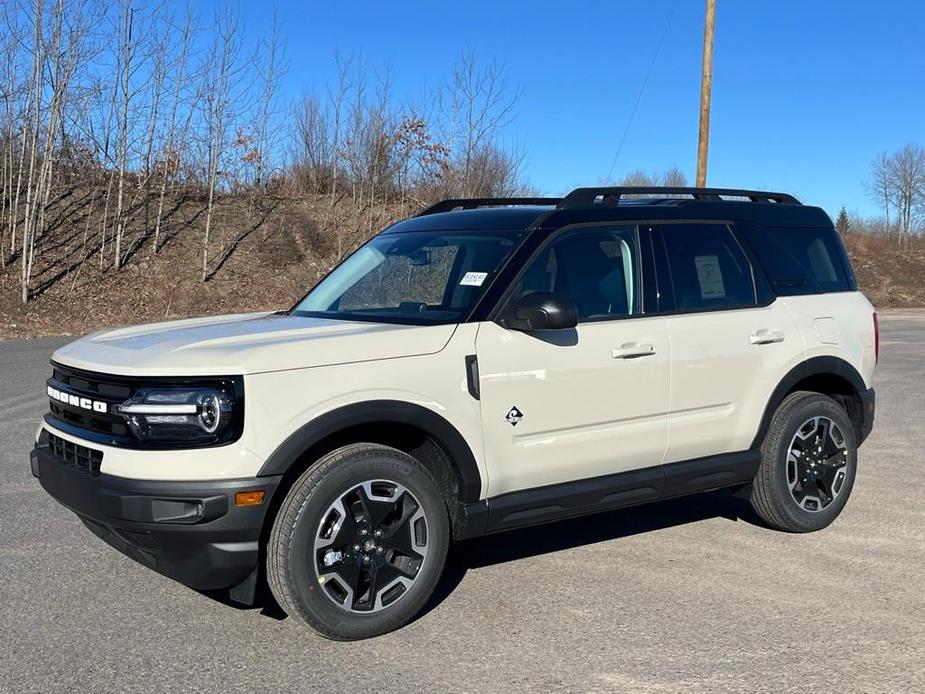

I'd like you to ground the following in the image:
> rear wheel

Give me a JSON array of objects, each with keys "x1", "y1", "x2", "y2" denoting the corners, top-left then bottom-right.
[
  {"x1": 267, "y1": 443, "x2": 449, "y2": 640},
  {"x1": 750, "y1": 391, "x2": 857, "y2": 532}
]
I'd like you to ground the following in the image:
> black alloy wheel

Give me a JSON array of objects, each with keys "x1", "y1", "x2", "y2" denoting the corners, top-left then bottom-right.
[
  {"x1": 785, "y1": 416, "x2": 849, "y2": 512},
  {"x1": 314, "y1": 479, "x2": 429, "y2": 613}
]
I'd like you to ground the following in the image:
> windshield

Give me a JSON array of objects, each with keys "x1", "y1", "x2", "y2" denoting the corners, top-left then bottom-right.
[{"x1": 292, "y1": 231, "x2": 524, "y2": 324}]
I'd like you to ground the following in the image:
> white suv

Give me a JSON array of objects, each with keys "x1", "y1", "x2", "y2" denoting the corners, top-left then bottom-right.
[{"x1": 32, "y1": 187, "x2": 877, "y2": 640}]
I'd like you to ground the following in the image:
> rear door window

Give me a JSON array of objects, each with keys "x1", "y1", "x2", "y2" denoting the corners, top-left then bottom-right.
[
  {"x1": 657, "y1": 224, "x2": 757, "y2": 312},
  {"x1": 737, "y1": 225, "x2": 854, "y2": 294}
]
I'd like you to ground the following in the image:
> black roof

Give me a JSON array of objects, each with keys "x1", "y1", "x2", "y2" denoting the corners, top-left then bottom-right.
[
  {"x1": 383, "y1": 207, "x2": 555, "y2": 233},
  {"x1": 385, "y1": 186, "x2": 832, "y2": 235},
  {"x1": 540, "y1": 199, "x2": 832, "y2": 229}
]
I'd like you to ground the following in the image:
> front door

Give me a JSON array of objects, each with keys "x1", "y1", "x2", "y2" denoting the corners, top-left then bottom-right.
[{"x1": 475, "y1": 225, "x2": 670, "y2": 497}]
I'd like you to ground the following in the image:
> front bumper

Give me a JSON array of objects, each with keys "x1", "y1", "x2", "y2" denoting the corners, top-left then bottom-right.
[{"x1": 31, "y1": 432, "x2": 281, "y2": 598}]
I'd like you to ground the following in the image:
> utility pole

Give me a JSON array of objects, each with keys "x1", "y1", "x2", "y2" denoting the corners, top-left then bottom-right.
[{"x1": 696, "y1": 0, "x2": 715, "y2": 187}]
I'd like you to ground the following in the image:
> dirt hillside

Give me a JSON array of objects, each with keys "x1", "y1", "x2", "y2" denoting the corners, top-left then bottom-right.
[
  {"x1": 844, "y1": 234, "x2": 925, "y2": 308},
  {"x1": 1, "y1": 210, "x2": 923, "y2": 341}
]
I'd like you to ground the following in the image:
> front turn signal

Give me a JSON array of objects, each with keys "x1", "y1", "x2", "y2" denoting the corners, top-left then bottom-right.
[{"x1": 235, "y1": 490, "x2": 266, "y2": 507}]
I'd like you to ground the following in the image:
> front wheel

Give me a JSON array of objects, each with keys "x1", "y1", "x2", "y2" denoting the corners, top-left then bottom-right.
[
  {"x1": 267, "y1": 443, "x2": 449, "y2": 640},
  {"x1": 750, "y1": 391, "x2": 858, "y2": 532}
]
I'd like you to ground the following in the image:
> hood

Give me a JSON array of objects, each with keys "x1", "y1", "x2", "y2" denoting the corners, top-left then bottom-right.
[{"x1": 52, "y1": 312, "x2": 457, "y2": 376}]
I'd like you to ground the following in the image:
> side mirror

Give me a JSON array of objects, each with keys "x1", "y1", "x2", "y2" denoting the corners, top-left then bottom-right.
[{"x1": 507, "y1": 292, "x2": 578, "y2": 331}]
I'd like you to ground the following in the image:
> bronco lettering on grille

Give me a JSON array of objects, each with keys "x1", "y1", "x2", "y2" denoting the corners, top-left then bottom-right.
[{"x1": 47, "y1": 385, "x2": 108, "y2": 413}]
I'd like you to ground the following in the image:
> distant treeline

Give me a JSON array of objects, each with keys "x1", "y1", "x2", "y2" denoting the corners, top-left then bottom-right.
[
  {"x1": 0, "y1": 0, "x2": 529, "y2": 303},
  {"x1": 859, "y1": 144, "x2": 925, "y2": 246}
]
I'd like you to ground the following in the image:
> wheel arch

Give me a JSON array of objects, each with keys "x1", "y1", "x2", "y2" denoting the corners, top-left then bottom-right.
[
  {"x1": 256, "y1": 400, "x2": 484, "y2": 539},
  {"x1": 751, "y1": 356, "x2": 868, "y2": 449}
]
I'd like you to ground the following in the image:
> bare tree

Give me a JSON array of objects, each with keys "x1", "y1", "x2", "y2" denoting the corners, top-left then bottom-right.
[
  {"x1": 888, "y1": 144, "x2": 925, "y2": 246},
  {"x1": 250, "y1": 7, "x2": 283, "y2": 192},
  {"x1": 18, "y1": 0, "x2": 45, "y2": 303},
  {"x1": 617, "y1": 169, "x2": 658, "y2": 186},
  {"x1": 614, "y1": 167, "x2": 688, "y2": 190},
  {"x1": 866, "y1": 146, "x2": 925, "y2": 246},
  {"x1": 0, "y1": 0, "x2": 18, "y2": 266},
  {"x1": 661, "y1": 166, "x2": 688, "y2": 187},
  {"x1": 394, "y1": 112, "x2": 446, "y2": 207},
  {"x1": 441, "y1": 50, "x2": 519, "y2": 197},
  {"x1": 138, "y1": 4, "x2": 169, "y2": 189},
  {"x1": 110, "y1": 0, "x2": 134, "y2": 270},
  {"x1": 866, "y1": 152, "x2": 894, "y2": 232},
  {"x1": 110, "y1": 0, "x2": 162, "y2": 270},
  {"x1": 152, "y1": 1, "x2": 195, "y2": 254},
  {"x1": 197, "y1": 2, "x2": 249, "y2": 282},
  {"x1": 292, "y1": 92, "x2": 332, "y2": 194},
  {"x1": 363, "y1": 68, "x2": 396, "y2": 219},
  {"x1": 328, "y1": 53, "x2": 349, "y2": 206}
]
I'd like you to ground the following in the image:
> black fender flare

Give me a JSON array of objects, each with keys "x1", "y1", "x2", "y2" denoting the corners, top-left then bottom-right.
[
  {"x1": 750, "y1": 355, "x2": 867, "y2": 449},
  {"x1": 256, "y1": 400, "x2": 483, "y2": 503}
]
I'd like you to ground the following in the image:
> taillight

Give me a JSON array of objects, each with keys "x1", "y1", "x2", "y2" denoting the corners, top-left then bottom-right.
[{"x1": 873, "y1": 312, "x2": 880, "y2": 363}]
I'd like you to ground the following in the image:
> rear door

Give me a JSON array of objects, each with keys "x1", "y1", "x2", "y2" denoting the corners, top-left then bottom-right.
[
  {"x1": 651, "y1": 222, "x2": 804, "y2": 463},
  {"x1": 475, "y1": 225, "x2": 670, "y2": 497}
]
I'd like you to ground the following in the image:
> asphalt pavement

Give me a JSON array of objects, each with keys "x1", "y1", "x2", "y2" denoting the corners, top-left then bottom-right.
[{"x1": 1, "y1": 313, "x2": 923, "y2": 693}]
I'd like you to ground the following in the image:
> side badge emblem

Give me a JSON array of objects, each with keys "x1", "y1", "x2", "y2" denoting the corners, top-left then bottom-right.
[{"x1": 505, "y1": 406, "x2": 524, "y2": 427}]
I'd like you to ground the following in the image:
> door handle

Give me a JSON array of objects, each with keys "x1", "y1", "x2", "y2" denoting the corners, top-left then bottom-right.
[
  {"x1": 749, "y1": 329, "x2": 785, "y2": 345},
  {"x1": 612, "y1": 342, "x2": 656, "y2": 359}
]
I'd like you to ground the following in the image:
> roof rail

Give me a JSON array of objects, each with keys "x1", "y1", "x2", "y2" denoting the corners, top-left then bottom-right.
[
  {"x1": 416, "y1": 197, "x2": 561, "y2": 217},
  {"x1": 558, "y1": 187, "x2": 801, "y2": 208}
]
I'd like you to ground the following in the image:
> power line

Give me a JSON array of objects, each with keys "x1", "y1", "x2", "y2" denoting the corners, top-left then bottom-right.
[{"x1": 605, "y1": 0, "x2": 680, "y2": 182}]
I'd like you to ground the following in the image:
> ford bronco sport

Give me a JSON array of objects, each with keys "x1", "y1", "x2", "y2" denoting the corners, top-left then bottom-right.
[{"x1": 32, "y1": 186, "x2": 877, "y2": 640}]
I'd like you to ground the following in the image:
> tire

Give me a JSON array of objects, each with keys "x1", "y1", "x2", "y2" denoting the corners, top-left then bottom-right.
[
  {"x1": 750, "y1": 391, "x2": 858, "y2": 532},
  {"x1": 266, "y1": 442, "x2": 449, "y2": 640}
]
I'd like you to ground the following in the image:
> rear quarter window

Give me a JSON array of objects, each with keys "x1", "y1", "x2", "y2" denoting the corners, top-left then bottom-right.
[{"x1": 738, "y1": 225, "x2": 856, "y2": 295}]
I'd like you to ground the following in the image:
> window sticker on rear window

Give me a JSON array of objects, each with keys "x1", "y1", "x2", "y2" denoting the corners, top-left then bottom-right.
[
  {"x1": 694, "y1": 255, "x2": 726, "y2": 299},
  {"x1": 460, "y1": 271, "x2": 488, "y2": 287}
]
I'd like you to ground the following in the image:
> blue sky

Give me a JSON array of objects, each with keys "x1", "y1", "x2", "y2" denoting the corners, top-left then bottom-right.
[{"x1": 236, "y1": 0, "x2": 924, "y2": 218}]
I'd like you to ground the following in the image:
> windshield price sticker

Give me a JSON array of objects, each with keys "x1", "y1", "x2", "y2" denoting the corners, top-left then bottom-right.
[{"x1": 460, "y1": 272, "x2": 488, "y2": 287}]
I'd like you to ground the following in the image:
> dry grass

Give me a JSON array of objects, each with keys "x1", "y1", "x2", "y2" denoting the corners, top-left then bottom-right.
[{"x1": 0, "y1": 194, "x2": 410, "y2": 339}]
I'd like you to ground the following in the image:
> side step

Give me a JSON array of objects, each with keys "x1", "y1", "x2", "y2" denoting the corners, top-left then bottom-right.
[{"x1": 456, "y1": 450, "x2": 761, "y2": 538}]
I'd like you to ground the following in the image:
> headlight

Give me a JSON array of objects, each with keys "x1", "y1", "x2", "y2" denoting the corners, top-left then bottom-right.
[{"x1": 116, "y1": 385, "x2": 238, "y2": 445}]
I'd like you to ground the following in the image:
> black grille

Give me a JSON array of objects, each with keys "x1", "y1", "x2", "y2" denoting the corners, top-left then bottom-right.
[
  {"x1": 48, "y1": 400, "x2": 130, "y2": 437},
  {"x1": 47, "y1": 432, "x2": 103, "y2": 476},
  {"x1": 47, "y1": 363, "x2": 133, "y2": 441},
  {"x1": 52, "y1": 365, "x2": 132, "y2": 399}
]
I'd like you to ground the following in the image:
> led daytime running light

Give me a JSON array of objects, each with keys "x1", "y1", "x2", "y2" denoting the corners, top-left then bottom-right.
[{"x1": 117, "y1": 403, "x2": 198, "y2": 415}]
